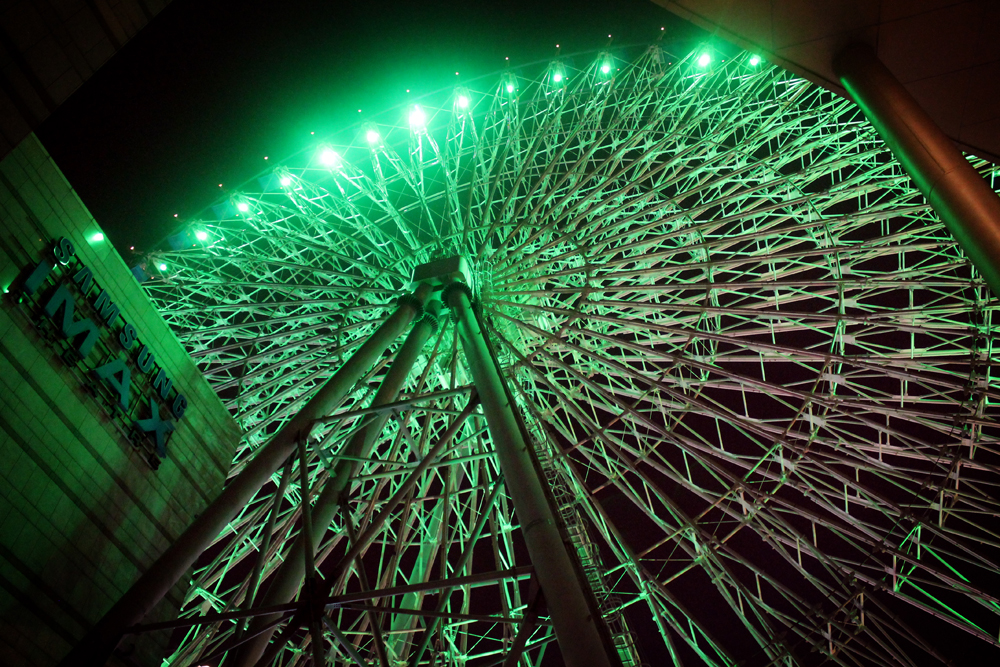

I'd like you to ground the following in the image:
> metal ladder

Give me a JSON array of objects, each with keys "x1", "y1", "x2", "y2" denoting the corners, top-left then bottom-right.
[
  {"x1": 486, "y1": 320, "x2": 643, "y2": 666},
  {"x1": 534, "y1": 445, "x2": 643, "y2": 667}
]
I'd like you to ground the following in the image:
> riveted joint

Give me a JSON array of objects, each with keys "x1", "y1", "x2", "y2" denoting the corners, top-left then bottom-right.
[
  {"x1": 418, "y1": 311, "x2": 440, "y2": 335},
  {"x1": 442, "y1": 282, "x2": 473, "y2": 322},
  {"x1": 395, "y1": 293, "x2": 423, "y2": 316},
  {"x1": 442, "y1": 281, "x2": 473, "y2": 306}
]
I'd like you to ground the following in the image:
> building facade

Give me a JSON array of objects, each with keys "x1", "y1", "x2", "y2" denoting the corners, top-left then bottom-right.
[{"x1": 0, "y1": 134, "x2": 240, "y2": 666}]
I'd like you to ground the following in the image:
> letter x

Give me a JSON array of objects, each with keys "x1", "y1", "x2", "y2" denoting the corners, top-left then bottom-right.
[{"x1": 136, "y1": 398, "x2": 175, "y2": 458}]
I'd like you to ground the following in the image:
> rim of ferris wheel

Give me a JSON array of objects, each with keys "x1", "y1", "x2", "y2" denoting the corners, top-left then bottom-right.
[
  {"x1": 835, "y1": 42, "x2": 1000, "y2": 299},
  {"x1": 66, "y1": 39, "x2": 1000, "y2": 667}
]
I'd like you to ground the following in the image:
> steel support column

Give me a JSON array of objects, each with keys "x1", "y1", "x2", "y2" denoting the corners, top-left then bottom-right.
[
  {"x1": 233, "y1": 299, "x2": 443, "y2": 666},
  {"x1": 236, "y1": 454, "x2": 294, "y2": 640},
  {"x1": 443, "y1": 280, "x2": 619, "y2": 667},
  {"x1": 60, "y1": 285, "x2": 431, "y2": 667},
  {"x1": 834, "y1": 43, "x2": 1000, "y2": 297}
]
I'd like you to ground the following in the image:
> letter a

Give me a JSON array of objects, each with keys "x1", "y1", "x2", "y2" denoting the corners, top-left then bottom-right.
[{"x1": 94, "y1": 359, "x2": 131, "y2": 410}]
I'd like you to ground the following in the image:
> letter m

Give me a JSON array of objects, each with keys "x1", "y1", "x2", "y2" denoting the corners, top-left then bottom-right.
[
  {"x1": 44, "y1": 285, "x2": 101, "y2": 358},
  {"x1": 94, "y1": 289, "x2": 120, "y2": 326}
]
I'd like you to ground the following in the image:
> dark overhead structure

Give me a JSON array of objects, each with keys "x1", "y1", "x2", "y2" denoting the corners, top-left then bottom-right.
[
  {"x1": 651, "y1": 0, "x2": 1000, "y2": 163},
  {"x1": 654, "y1": 0, "x2": 1000, "y2": 299},
  {"x1": 0, "y1": 0, "x2": 173, "y2": 159}
]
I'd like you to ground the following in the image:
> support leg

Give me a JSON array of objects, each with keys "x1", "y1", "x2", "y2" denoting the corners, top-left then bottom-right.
[
  {"x1": 59, "y1": 286, "x2": 430, "y2": 667},
  {"x1": 443, "y1": 280, "x2": 619, "y2": 667},
  {"x1": 297, "y1": 435, "x2": 327, "y2": 667},
  {"x1": 234, "y1": 300, "x2": 443, "y2": 666},
  {"x1": 834, "y1": 43, "x2": 1000, "y2": 298}
]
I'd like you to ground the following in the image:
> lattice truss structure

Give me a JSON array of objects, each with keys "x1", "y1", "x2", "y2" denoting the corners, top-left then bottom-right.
[{"x1": 143, "y1": 44, "x2": 1000, "y2": 667}]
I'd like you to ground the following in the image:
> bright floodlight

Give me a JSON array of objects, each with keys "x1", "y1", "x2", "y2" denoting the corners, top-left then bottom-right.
[
  {"x1": 158, "y1": 263, "x2": 167, "y2": 271},
  {"x1": 237, "y1": 202, "x2": 249, "y2": 212},
  {"x1": 409, "y1": 106, "x2": 426, "y2": 129},
  {"x1": 195, "y1": 230, "x2": 209, "y2": 241},
  {"x1": 457, "y1": 95, "x2": 470, "y2": 109},
  {"x1": 319, "y1": 148, "x2": 340, "y2": 166},
  {"x1": 600, "y1": 63, "x2": 611, "y2": 74},
  {"x1": 90, "y1": 232, "x2": 104, "y2": 242},
  {"x1": 279, "y1": 176, "x2": 292, "y2": 186},
  {"x1": 552, "y1": 72, "x2": 563, "y2": 83},
  {"x1": 366, "y1": 129, "x2": 380, "y2": 144},
  {"x1": 697, "y1": 53, "x2": 711, "y2": 67},
  {"x1": 749, "y1": 55, "x2": 761, "y2": 66},
  {"x1": 505, "y1": 82, "x2": 515, "y2": 93}
]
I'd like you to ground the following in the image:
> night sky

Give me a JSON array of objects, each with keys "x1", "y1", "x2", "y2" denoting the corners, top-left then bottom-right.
[{"x1": 37, "y1": 0, "x2": 705, "y2": 259}]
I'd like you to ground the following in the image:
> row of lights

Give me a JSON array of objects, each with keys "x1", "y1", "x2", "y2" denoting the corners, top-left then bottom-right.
[
  {"x1": 151, "y1": 45, "x2": 761, "y2": 273},
  {"x1": 226, "y1": 51, "x2": 766, "y2": 245},
  {"x1": 329, "y1": 53, "x2": 761, "y2": 151}
]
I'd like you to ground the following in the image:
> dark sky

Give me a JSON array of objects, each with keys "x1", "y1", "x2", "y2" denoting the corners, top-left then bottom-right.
[{"x1": 37, "y1": 0, "x2": 705, "y2": 258}]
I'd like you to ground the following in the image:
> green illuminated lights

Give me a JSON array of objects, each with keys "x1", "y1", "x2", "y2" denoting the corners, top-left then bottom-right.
[
  {"x1": 237, "y1": 202, "x2": 250, "y2": 212},
  {"x1": 505, "y1": 82, "x2": 515, "y2": 93},
  {"x1": 90, "y1": 232, "x2": 105, "y2": 242},
  {"x1": 158, "y1": 263, "x2": 167, "y2": 271},
  {"x1": 457, "y1": 95, "x2": 470, "y2": 109},
  {"x1": 697, "y1": 53, "x2": 711, "y2": 67},
  {"x1": 601, "y1": 63, "x2": 611, "y2": 74},
  {"x1": 195, "y1": 230, "x2": 209, "y2": 241},
  {"x1": 749, "y1": 55, "x2": 761, "y2": 66},
  {"x1": 409, "y1": 106, "x2": 426, "y2": 129},
  {"x1": 319, "y1": 148, "x2": 340, "y2": 166},
  {"x1": 279, "y1": 176, "x2": 292, "y2": 186},
  {"x1": 366, "y1": 129, "x2": 380, "y2": 144},
  {"x1": 552, "y1": 72, "x2": 563, "y2": 83}
]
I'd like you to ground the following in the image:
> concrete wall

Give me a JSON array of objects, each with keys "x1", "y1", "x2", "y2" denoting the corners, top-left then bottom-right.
[
  {"x1": 0, "y1": 0, "x2": 173, "y2": 159},
  {"x1": 0, "y1": 133, "x2": 240, "y2": 665}
]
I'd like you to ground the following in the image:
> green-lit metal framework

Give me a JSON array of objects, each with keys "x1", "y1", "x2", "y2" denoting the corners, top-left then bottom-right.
[{"x1": 139, "y1": 44, "x2": 1000, "y2": 666}]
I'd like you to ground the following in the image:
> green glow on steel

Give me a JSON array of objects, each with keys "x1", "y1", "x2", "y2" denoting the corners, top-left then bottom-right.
[
  {"x1": 902, "y1": 580, "x2": 986, "y2": 632},
  {"x1": 409, "y1": 106, "x2": 427, "y2": 129},
  {"x1": 141, "y1": 45, "x2": 1000, "y2": 666},
  {"x1": 366, "y1": 129, "x2": 380, "y2": 144},
  {"x1": 921, "y1": 545, "x2": 971, "y2": 583},
  {"x1": 195, "y1": 230, "x2": 209, "y2": 241},
  {"x1": 90, "y1": 232, "x2": 104, "y2": 242},
  {"x1": 457, "y1": 95, "x2": 470, "y2": 109},
  {"x1": 237, "y1": 202, "x2": 250, "y2": 212},
  {"x1": 697, "y1": 53, "x2": 711, "y2": 67}
]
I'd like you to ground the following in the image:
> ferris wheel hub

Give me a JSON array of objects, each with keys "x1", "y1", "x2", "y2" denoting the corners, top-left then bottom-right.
[{"x1": 412, "y1": 255, "x2": 474, "y2": 292}]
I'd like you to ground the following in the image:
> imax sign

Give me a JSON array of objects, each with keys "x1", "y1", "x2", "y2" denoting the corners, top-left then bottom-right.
[{"x1": 20, "y1": 237, "x2": 187, "y2": 464}]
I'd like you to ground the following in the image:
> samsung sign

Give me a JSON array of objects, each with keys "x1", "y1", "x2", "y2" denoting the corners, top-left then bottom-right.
[{"x1": 20, "y1": 237, "x2": 186, "y2": 465}]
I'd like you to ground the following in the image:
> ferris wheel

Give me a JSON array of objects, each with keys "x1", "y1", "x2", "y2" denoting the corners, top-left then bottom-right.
[{"x1": 138, "y1": 42, "x2": 1000, "y2": 667}]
